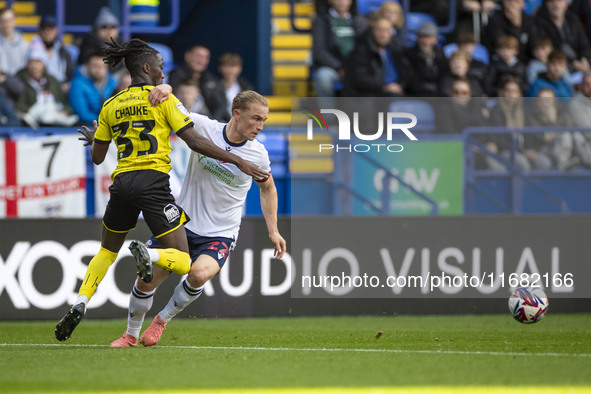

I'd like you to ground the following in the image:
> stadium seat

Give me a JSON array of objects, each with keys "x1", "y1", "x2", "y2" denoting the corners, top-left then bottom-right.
[
  {"x1": 524, "y1": 0, "x2": 542, "y2": 15},
  {"x1": 257, "y1": 132, "x2": 288, "y2": 177},
  {"x1": 64, "y1": 44, "x2": 79, "y2": 64},
  {"x1": 388, "y1": 99, "x2": 436, "y2": 133},
  {"x1": 148, "y1": 43, "x2": 175, "y2": 75},
  {"x1": 443, "y1": 43, "x2": 490, "y2": 65},
  {"x1": 356, "y1": 0, "x2": 398, "y2": 16}
]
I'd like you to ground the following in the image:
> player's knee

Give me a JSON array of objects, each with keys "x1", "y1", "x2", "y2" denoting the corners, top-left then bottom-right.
[{"x1": 187, "y1": 264, "x2": 216, "y2": 288}]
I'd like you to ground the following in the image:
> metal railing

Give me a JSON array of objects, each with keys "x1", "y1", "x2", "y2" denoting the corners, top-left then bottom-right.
[
  {"x1": 462, "y1": 127, "x2": 591, "y2": 214},
  {"x1": 5, "y1": 0, "x2": 179, "y2": 41}
]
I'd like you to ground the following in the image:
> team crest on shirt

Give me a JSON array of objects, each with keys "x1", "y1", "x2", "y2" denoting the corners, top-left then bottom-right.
[
  {"x1": 176, "y1": 102, "x2": 190, "y2": 115},
  {"x1": 163, "y1": 204, "x2": 181, "y2": 223}
]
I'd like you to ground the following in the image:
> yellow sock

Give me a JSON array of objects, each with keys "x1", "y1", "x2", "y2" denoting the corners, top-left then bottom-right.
[
  {"x1": 153, "y1": 249, "x2": 191, "y2": 275},
  {"x1": 78, "y1": 247, "x2": 118, "y2": 300}
]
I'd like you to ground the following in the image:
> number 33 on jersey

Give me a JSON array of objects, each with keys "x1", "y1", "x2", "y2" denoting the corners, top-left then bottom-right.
[{"x1": 94, "y1": 83, "x2": 194, "y2": 180}]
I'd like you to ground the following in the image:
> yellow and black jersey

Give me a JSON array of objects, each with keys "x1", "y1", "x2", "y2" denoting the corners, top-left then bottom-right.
[{"x1": 94, "y1": 83, "x2": 194, "y2": 179}]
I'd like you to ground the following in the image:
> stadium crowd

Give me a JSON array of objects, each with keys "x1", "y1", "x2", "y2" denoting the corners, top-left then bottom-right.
[{"x1": 2, "y1": 0, "x2": 591, "y2": 169}]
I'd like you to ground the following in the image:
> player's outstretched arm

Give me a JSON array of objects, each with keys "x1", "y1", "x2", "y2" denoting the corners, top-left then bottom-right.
[
  {"x1": 178, "y1": 127, "x2": 269, "y2": 179},
  {"x1": 258, "y1": 174, "x2": 286, "y2": 259}
]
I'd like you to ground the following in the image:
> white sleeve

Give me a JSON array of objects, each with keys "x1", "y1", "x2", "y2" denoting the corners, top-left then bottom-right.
[
  {"x1": 259, "y1": 147, "x2": 271, "y2": 173},
  {"x1": 189, "y1": 112, "x2": 218, "y2": 137}
]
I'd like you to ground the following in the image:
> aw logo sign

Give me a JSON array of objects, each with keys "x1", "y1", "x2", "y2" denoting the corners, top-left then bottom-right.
[{"x1": 301, "y1": 107, "x2": 418, "y2": 153}]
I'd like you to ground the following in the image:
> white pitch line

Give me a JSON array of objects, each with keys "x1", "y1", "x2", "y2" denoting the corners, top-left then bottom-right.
[{"x1": 0, "y1": 343, "x2": 590, "y2": 358}]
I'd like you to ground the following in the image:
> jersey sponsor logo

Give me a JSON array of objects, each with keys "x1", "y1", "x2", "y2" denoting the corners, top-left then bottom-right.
[
  {"x1": 115, "y1": 105, "x2": 149, "y2": 119},
  {"x1": 176, "y1": 103, "x2": 190, "y2": 115},
  {"x1": 163, "y1": 203, "x2": 181, "y2": 223}
]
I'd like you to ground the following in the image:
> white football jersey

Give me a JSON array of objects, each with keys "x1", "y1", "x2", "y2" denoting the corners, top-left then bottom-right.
[{"x1": 177, "y1": 113, "x2": 271, "y2": 240}]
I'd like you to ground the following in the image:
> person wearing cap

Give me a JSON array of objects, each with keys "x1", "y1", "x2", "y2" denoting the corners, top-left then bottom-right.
[
  {"x1": 15, "y1": 46, "x2": 78, "y2": 127},
  {"x1": 77, "y1": 7, "x2": 123, "y2": 71},
  {"x1": 403, "y1": 21, "x2": 448, "y2": 97},
  {"x1": 0, "y1": 7, "x2": 29, "y2": 76},
  {"x1": 28, "y1": 15, "x2": 75, "y2": 89}
]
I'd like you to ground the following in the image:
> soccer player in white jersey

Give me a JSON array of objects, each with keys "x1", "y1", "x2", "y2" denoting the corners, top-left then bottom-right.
[{"x1": 110, "y1": 89, "x2": 287, "y2": 347}]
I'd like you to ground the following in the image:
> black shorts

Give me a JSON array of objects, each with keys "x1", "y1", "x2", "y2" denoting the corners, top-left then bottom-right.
[
  {"x1": 103, "y1": 170, "x2": 189, "y2": 238},
  {"x1": 146, "y1": 227, "x2": 234, "y2": 268}
]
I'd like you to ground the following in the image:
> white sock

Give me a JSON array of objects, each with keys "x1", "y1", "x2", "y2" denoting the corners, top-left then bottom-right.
[
  {"x1": 158, "y1": 279, "x2": 203, "y2": 323},
  {"x1": 126, "y1": 285, "x2": 155, "y2": 338},
  {"x1": 75, "y1": 295, "x2": 89, "y2": 307},
  {"x1": 147, "y1": 248, "x2": 160, "y2": 262}
]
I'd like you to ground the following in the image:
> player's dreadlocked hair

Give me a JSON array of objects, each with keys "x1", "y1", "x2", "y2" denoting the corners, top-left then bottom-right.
[{"x1": 103, "y1": 38, "x2": 159, "y2": 75}]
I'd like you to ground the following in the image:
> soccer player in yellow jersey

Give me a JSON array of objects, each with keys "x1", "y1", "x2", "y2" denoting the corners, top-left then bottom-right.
[{"x1": 55, "y1": 38, "x2": 267, "y2": 342}]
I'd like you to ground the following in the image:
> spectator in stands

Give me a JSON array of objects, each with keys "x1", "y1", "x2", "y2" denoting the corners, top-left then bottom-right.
[
  {"x1": 113, "y1": 70, "x2": 131, "y2": 95},
  {"x1": 455, "y1": 30, "x2": 488, "y2": 81},
  {"x1": 0, "y1": 95, "x2": 20, "y2": 126},
  {"x1": 77, "y1": 7, "x2": 123, "y2": 72},
  {"x1": 484, "y1": 35, "x2": 527, "y2": 96},
  {"x1": 343, "y1": 16, "x2": 408, "y2": 97},
  {"x1": 535, "y1": 0, "x2": 591, "y2": 74},
  {"x1": 403, "y1": 22, "x2": 448, "y2": 97},
  {"x1": 68, "y1": 52, "x2": 117, "y2": 126},
  {"x1": 438, "y1": 50, "x2": 485, "y2": 97},
  {"x1": 486, "y1": 75, "x2": 530, "y2": 170},
  {"x1": 374, "y1": 1, "x2": 406, "y2": 50},
  {"x1": 569, "y1": 0, "x2": 591, "y2": 43},
  {"x1": 16, "y1": 46, "x2": 78, "y2": 128},
  {"x1": 0, "y1": 7, "x2": 29, "y2": 76},
  {"x1": 528, "y1": 49, "x2": 572, "y2": 97},
  {"x1": 174, "y1": 78, "x2": 211, "y2": 117},
  {"x1": 168, "y1": 45, "x2": 226, "y2": 120},
  {"x1": 525, "y1": 88, "x2": 575, "y2": 169},
  {"x1": 482, "y1": 0, "x2": 538, "y2": 63},
  {"x1": 566, "y1": 71, "x2": 591, "y2": 167},
  {"x1": 437, "y1": 76, "x2": 488, "y2": 134},
  {"x1": 29, "y1": 15, "x2": 75, "y2": 90},
  {"x1": 569, "y1": 71, "x2": 591, "y2": 127},
  {"x1": 0, "y1": 66, "x2": 24, "y2": 104},
  {"x1": 311, "y1": 0, "x2": 366, "y2": 97},
  {"x1": 218, "y1": 53, "x2": 253, "y2": 121}
]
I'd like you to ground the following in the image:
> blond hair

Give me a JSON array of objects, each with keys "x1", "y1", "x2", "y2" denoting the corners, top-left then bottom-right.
[
  {"x1": 232, "y1": 90, "x2": 269, "y2": 112},
  {"x1": 377, "y1": 1, "x2": 404, "y2": 29}
]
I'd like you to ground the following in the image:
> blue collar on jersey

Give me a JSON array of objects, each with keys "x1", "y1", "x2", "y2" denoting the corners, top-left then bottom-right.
[{"x1": 223, "y1": 125, "x2": 247, "y2": 147}]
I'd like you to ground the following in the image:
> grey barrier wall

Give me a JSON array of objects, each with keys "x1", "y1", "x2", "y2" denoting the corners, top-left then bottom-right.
[{"x1": 0, "y1": 217, "x2": 589, "y2": 320}]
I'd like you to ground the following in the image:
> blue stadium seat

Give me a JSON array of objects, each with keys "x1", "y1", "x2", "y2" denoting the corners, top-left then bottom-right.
[
  {"x1": 388, "y1": 100, "x2": 436, "y2": 133},
  {"x1": 356, "y1": 0, "x2": 398, "y2": 16},
  {"x1": 257, "y1": 132, "x2": 288, "y2": 177},
  {"x1": 148, "y1": 43, "x2": 175, "y2": 76},
  {"x1": 524, "y1": 0, "x2": 542, "y2": 15},
  {"x1": 443, "y1": 43, "x2": 490, "y2": 65},
  {"x1": 64, "y1": 44, "x2": 79, "y2": 64}
]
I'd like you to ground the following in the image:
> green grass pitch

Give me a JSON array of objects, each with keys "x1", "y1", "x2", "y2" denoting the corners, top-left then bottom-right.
[{"x1": 0, "y1": 314, "x2": 590, "y2": 393}]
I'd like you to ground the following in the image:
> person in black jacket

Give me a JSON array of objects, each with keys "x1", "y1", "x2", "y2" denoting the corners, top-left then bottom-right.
[
  {"x1": 481, "y1": 0, "x2": 538, "y2": 63},
  {"x1": 403, "y1": 22, "x2": 448, "y2": 97},
  {"x1": 535, "y1": 0, "x2": 591, "y2": 73},
  {"x1": 168, "y1": 45, "x2": 226, "y2": 121},
  {"x1": 343, "y1": 16, "x2": 407, "y2": 97},
  {"x1": 311, "y1": 0, "x2": 366, "y2": 97}
]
